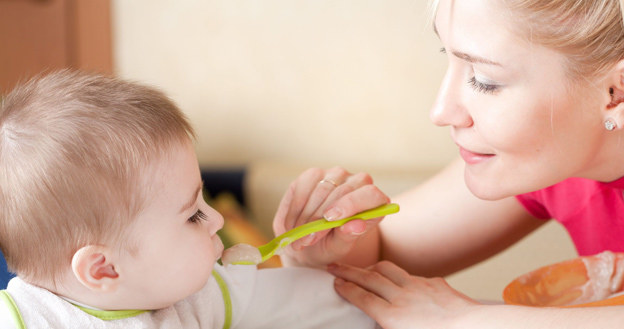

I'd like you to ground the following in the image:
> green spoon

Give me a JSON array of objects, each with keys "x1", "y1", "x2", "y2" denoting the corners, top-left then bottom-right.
[{"x1": 221, "y1": 203, "x2": 400, "y2": 265}]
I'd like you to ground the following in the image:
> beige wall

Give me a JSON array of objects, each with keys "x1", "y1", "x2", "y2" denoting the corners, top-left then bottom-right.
[{"x1": 111, "y1": 0, "x2": 454, "y2": 171}]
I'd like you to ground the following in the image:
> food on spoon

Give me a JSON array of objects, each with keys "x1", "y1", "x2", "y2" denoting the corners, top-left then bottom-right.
[
  {"x1": 504, "y1": 251, "x2": 624, "y2": 306},
  {"x1": 221, "y1": 243, "x2": 262, "y2": 266}
]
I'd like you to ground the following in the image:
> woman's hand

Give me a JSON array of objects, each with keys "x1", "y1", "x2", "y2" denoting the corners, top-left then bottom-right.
[
  {"x1": 272, "y1": 167, "x2": 390, "y2": 267},
  {"x1": 328, "y1": 261, "x2": 479, "y2": 329}
]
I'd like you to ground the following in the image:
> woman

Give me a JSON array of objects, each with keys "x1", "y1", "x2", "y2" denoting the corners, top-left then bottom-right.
[{"x1": 273, "y1": 0, "x2": 624, "y2": 327}]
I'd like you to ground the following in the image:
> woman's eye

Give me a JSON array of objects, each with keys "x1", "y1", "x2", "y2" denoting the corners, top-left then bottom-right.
[
  {"x1": 468, "y1": 76, "x2": 499, "y2": 94},
  {"x1": 188, "y1": 209, "x2": 208, "y2": 224}
]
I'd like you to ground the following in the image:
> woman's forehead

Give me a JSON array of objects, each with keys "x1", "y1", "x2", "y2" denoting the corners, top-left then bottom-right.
[{"x1": 434, "y1": 0, "x2": 532, "y2": 69}]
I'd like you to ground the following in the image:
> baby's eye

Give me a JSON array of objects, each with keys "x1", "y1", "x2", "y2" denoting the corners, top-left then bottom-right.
[{"x1": 188, "y1": 210, "x2": 208, "y2": 224}]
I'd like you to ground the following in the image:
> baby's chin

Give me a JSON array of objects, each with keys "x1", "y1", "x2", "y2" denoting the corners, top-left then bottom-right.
[{"x1": 213, "y1": 236, "x2": 225, "y2": 260}]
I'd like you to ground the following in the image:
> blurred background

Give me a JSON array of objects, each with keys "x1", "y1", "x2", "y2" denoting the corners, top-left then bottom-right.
[{"x1": 0, "y1": 0, "x2": 575, "y2": 301}]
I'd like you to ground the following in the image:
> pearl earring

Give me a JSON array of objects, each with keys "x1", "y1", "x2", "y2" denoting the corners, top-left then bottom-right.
[{"x1": 605, "y1": 118, "x2": 617, "y2": 131}]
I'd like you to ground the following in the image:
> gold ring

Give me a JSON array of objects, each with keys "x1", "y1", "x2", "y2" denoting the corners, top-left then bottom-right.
[{"x1": 319, "y1": 179, "x2": 338, "y2": 187}]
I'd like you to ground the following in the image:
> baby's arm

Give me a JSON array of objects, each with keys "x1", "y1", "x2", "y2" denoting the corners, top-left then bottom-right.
[{"x1": 232, "y1": 266, "x2": 377, "y2": 329}]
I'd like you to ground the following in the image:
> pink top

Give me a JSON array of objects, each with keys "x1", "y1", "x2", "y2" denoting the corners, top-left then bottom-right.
[{"x1": 516, "y1": 177, "x2": 624, "y2": 256}]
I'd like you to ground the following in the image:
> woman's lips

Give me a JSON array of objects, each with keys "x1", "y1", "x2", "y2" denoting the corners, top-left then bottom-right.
[{"x1": 459, "y1": 146, "x2": 495, "y2": 164}]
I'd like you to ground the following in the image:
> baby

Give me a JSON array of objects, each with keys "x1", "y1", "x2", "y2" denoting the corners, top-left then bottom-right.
[{"x1": 0, "y1": 70, "x2": 375, "y2": 328}]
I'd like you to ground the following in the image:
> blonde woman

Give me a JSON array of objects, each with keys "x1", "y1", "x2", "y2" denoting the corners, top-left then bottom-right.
[{"x1": 273, "y1": 0, "x2": 624, "y2": 327}]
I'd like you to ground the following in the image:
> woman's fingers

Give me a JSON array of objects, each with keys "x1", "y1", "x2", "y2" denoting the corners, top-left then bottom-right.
[
  {"x1": 273, "y1": 167, "x2": 391, "y2": 266},
  {"x1": 275, "y1": 167, "x2": 388, "y2": 239},
  {"x1": 297, "y1": 183, "x2": 389, "y2": 247},
  {"x1": 293, "y1": 184, "x2": 390, "y2": 251},
  {"x1": 329, "y1": 261, "x2": 481, "y2": 329},
  {"x1": 293, "y1": 167, "x2": 352, "y2": 229},
  {"x1": 322, "y1": 183, "x2": 389, "y2": 221},
  {"x1": 328, "y1": 262, "x2": 407, "y2": 302},
  {"x1": 367, "y1": 261, "x2": 412, "y2": 287},
  {"x1": 278, "y1": 168, "x2": 325, "y2": 233},
  {"x1": 332, "y1": 276, "x2": 392, "y2": 321}
]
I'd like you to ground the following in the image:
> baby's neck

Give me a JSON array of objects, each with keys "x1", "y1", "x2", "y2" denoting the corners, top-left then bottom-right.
[
  {"x1": 27, "y1": 272, "x2": 112, "y2": 311},
  {"x1": 58, "y1": 294, "x2": 104, "y2": 310}
]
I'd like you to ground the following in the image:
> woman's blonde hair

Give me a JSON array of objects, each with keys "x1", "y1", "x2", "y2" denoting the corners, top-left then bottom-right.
[
  {"x1": 502, "y1": 0, "x2": 624, "y2": 80},
  {"x1": 0, "y1": 70, "x2": 195, "y2": 283},
  {"x1": 430, "y1": 0, "x2": 624, "y2": 81}
]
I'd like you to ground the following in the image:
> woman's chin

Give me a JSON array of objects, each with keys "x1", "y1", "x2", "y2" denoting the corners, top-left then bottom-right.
[{"x1": 464, "y1": 173, "x2": 510, "y2": 201}]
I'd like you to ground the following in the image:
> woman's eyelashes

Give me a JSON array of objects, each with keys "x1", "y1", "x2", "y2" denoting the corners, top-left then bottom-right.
[
  {"x1": 439, "y1": 47, "x2": 501, "y2": 95},
  {"x1": 468, "y1": 76, "x2": 500, "y2": 94},
  {"x1": 188, "y1": 209, "x2": 208, "y2": 224}
]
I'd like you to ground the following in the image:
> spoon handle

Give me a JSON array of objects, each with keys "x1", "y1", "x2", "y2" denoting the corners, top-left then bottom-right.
[{"x1": 258, "y1": 203, "x2": 400, "y2": 262}]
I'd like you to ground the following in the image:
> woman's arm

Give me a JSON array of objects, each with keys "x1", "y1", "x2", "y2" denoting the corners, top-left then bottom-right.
[
  {"x1": 328, "y1": 261, "x2": 624, "y2": 329},
  {"x1": 337, "y1": 157, "x2": 544, "y2": 276},
  {"x1": 461, "y1": 304, "x2": 624, "y2": 329},
  {"x1": 275, "y1": 157, "x2": 545, "y2": 276},
  {"x1": 378, "y1": 157, "x2": 545, "y2": 277}
]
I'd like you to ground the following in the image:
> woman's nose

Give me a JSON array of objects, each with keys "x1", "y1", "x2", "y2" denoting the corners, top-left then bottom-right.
[{"x1": 430, "y1": 68, "x2": 473, "y2": 128}]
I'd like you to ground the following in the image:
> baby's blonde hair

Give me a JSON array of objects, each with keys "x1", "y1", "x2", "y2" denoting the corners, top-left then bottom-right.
[{"x1": 0, "y1": 70, "x2": 195, "y2": 283}]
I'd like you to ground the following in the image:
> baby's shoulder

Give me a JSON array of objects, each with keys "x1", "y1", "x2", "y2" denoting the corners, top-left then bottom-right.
[{"x1": 0, "y1": 290, "x2": 21, "y2": 329}]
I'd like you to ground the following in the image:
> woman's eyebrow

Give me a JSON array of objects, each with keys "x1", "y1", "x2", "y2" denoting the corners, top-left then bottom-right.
[
  {"x1": 434, "y1": 22, "x2": 502, "y2": 67},
  {"x1": 440, "y1": 46, "x2": 503, "y2": 67},
  {"x1": 179, "y1": 181, "x2": 204, "y2": 214},
  {"x1": 452, "y1": 51, "x2": 502, "y2": 67}
]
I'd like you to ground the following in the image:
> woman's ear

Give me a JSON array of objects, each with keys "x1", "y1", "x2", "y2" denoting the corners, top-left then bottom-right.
[
  {"x1": 604, "y1": 60, "x2": 624, "y2": 130},
  {"x1": 71, "y1": 245, "x2": 120, "y2": 292}
]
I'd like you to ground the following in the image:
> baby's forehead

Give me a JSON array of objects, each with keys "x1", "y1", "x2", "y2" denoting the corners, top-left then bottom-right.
[{"x1": 133, "y1": 141, "x2": 201, "y2": 205}]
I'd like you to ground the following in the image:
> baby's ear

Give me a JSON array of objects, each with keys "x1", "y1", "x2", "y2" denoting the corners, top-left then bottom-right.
[{"x1": 71, "y1": 245, "x2": 120, "y2": 292}]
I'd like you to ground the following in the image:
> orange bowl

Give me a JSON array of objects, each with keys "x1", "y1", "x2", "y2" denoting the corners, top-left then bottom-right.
[{"x1": 503, "y1": 251, "x2": 624, "y2": 307}]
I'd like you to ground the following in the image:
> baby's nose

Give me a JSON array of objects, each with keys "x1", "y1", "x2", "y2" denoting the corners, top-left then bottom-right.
[{"x1": 209, "y1": 213, "x2": 225, "y2": 236}]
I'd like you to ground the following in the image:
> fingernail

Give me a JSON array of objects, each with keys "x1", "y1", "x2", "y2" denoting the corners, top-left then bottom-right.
[
  {"x1": 291, "y1": 241, "x2": 303, "y2": 251},
  {"x1": 324, "y1": 208, "x2": 342, "y2": 221},
  {"x1": 339, "y1": 224, "x2": 365, "y2": 235},
  {"x1": 301, "y1": 233, "x2": 316, "y2": 246}
]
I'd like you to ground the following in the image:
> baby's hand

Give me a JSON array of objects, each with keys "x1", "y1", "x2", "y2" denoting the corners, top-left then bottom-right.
[{"x1": 272, "y1": 167, "x2": 389, "y2": 267}]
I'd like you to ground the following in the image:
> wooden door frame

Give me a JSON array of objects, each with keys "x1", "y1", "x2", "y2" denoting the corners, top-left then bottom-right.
[{"x1": 0, "y1": 0, "x2": 112, "y2": 94}]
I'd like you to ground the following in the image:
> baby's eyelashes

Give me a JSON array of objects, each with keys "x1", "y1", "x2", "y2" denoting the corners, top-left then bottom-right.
[{"x1": 187, "y1": 209, "x2": 208, "y2": 224}]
